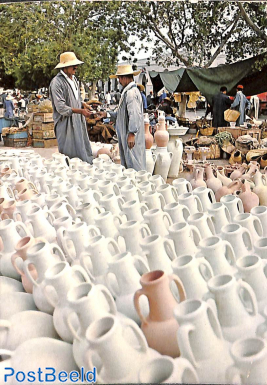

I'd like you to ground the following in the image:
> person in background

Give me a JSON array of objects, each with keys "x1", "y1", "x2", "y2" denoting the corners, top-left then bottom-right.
[
  {"x1": 4, "y1": 94, "x2": 15, "y2": 118},
  {"x1": 105, "y1": 91, "x2": 111, "y2": 107},
  {"x1": 49, "y1": 51, "x2": 93, "y2": 163},
  {"x1": 211, "y1": 86, "x2": 232, "y2": 128},
  {"x1": 115, "y1": 89, "x2": 121, "y2": 105},
  {"x1": 250, "y1": 95, "x2": 260, "y2": 120},
  {"x1": 159, "y1": 89, "x2": 167, "y2": 103},
  {"x1": 146, "y1": 91, "x2": 153, "y2": 107},
  {"x1": 97, "y1": 64, "x2": 145, "y2": 171},
  {"x1": 137, "y1": 84, "x2": 147, "y2": 112},
  {"x1": 158, "y1": 96, "x2": 176, "y2": 123},
  {"x1": 231, "y1": 84, "x2": 251, "y2": 126}
]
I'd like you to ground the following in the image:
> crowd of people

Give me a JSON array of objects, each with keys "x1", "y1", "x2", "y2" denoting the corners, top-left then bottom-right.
[
  {"x1": 1, "y1": 50, "x2": 261, "y2": 173},
  {"x1": 0, "y1": 90, "x2": 50, "y2": 119}
]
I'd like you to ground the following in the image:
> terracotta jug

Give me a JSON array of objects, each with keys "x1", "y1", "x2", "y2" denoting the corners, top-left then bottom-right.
[
  {"x1": 134, "y1": 270, "x2": 186, "y2": 357},
  {"x1": 144, "y1": 116, "x2": 153, "y2": 149},
  {"x1": 205, "y1": 163, "x2": 222, "y2": 193},
  {"x1": 239, "y1": 180, "x2": 259, "y2": 212},
  {"x1": 190, "y1": 167, "x2": 207, "y2": 190},
  {"x1": 11, "y1": 236, "x2": 39, "y2": 293},
  {"x1": 154, "y1": 119, "x2": 169, "y2": 148},
  {"x1": 215, "y1": 179, "x2": 242, "y2": 202},
  {"x1": 216, "y1": 166, "x2": 232, "y2": 186},
  {"x1": 230, "y1": 163, "x2": 247, "y2": 180}
]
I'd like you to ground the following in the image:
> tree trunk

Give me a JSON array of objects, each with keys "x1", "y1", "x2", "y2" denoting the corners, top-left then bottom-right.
[
  {"x1": 178, "y1": 94, "x2": 187, "y2": 118},
  {"x1": 88, "y1": 80, "x2": 97, "y2": 100}
]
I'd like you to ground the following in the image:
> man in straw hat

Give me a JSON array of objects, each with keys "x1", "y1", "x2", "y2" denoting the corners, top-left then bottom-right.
[
  {"x1": 49, "y1": 52, "x2": 93, "y2": 163},
  {"x1": 230, "y1": 84, "x2": 251, "y2": 126},
  {"x1": 97, "y1": 64, "x2": 146, "y2": 171}
]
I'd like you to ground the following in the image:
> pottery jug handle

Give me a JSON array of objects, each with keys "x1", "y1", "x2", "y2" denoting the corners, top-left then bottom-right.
[
  {"x1": 24, "y1": 260, "x2": 39, "y2": 287},
  {"x1": 171, "y1": 186, "x2": 179, "y2": 202},
  {"x1": 194, "y1": 195, "x2": 203, "y2": 212},
  {"x1": 72, "y1": 265, "x2": 92, "y2": 283},
  {"x1": 223, "y1": 241, "x2": 236, "y2": 266},
  {"x1": 45, "y1": 210, "x2": 55, "y2": 226},
  {"x1": 117, "y1": 196, "x2": 125, "y2": 212},
  {"x1": 134, "y1": 289, "x2": 148, "y2": 325},
  {"x1": 11, "y1": 252, "x2": 24, "y2": 277},
  {"x1": 122, "y1": 317, "x2": 148, "y2": 353},
  {"x1": 140, "y1": 223, "x2": 151, "y2": 238},
  {"x1": 190, "y1": 225, "x2": 201, "y2": 247},
  {"x1": 140, "y1": 203, "x2": 149, "y2": 215},
  {"x1": 87, "y1": 225, "x2": 101, "y2": 238},
  {"x1": 253, "y1": 217, "x2": 264, "y2": 237},
  {"x1": 176, "y1": 323, "x2": 198, "y2": 367},
  {"x1": 67, "y1": 312, "x2": 82, "y2": 341},
  {"x1": 0, "y1": 349, "x2": 14, "y2": 359},
  {"x1": 164, "y1": 239, "x2": 177, "y2": 261},
  {"x1": 66, "y1": 203, "x2": 76, "y2": 219},
  {"x1": 206, "y1": 301, "x2": 223, "y2": 339},
  {"x1": 163, "y1": 212, "x2": 173, "y2": 228},
  {"x1": 158, "y1": 193, "x2": 166, "y2": 210},
  {"x1": 60, "y1": 232, "x2": 74, "y2": 261},
  {"x1": 169, "y1": 274, "x2": 186, "y2": 303},
  {"x1": 98, "y1": 284, "x2": 117, "y2": 315},
  {"x1": 197, "y1": 258, "x2": 214, "y2": 281},
  {"x1": 238, "y1": 280, "x2": 258, "y2": 316},
  {"x1": 43, "y1": 284, "x2": 58, "y2": 308},
  {"x1": 241, "y1": 228, "x2": 253, "y2": 251},
  {"x1": 106, "y1": 238, "x2": 120, "y2": 255},
  {"x1": 132, "y1": 255, "x2": 150, "y2": 275},
  {"x1": 105, "y1": 271, "x2": 120, "y2": 297},
  {"x1": 50, "y1": 243, "x2": 66, "y2": 262},
  {"x1": 13, "y1": 210, "x2": 22, "y2": 222},
  {"x1": 15, "y1": 221, "x2": 30, "y2": 238}
]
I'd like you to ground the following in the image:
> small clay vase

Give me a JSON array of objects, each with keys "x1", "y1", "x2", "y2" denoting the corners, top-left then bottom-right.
[
  {"x1": 144, "y1": 114, "x2": 153, "y2": 149},
  {"x1": 205, "y1": 164, "x2": 222, "y2": 193},
  {"x1": 134, "y1": 270, "x2": 186, "y2": 358},
  {"x1": 230, "y1": 163, "x2": 247, "y2": 181},
  {"x1": 154, "y1": 123, "x2": 169, "y2": 147},
  {"x1": 190, "y1": 167, "x2": 206, "y2": 190},
  {"x1": 239, "y1": 180, "x2": 259, "y2": 213},
  {"x1": 215, "y1": 180, "x2": 242, "y2": 202}
]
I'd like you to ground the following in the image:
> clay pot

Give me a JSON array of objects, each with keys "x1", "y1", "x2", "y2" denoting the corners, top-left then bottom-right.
[
  {"x1": 145, "y1": 121, "x2": 153, "y2": 149},
  {"x1": 154, "y1": 124, "x2": 169, "y2": 147},
  {"x1": 190, "y1": 167, "x2": 206, "y2": 190},
  {"x1": 134, "y1": 270, "x2": 186, "y2": 357},
  {"x1": 215, "y1": 179, "x2": 242, "y2": 202},
  {"x1": 239, "y1": 180, "x2": 259, "y2": 213},
  {"x1": 205, "y1": 163, "x2": 222, "y2": 193}
]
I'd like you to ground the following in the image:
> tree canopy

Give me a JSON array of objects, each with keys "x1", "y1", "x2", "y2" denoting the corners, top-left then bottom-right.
[
  {"x1": 121, "y1": 1, "x2": 267, "y2": 68},
  {"x1": 0, "y1": 1, "x2": 128, "y2": 89},
  {"x1": 0, "y1": 1, "x2": 267, "y2": 90}
]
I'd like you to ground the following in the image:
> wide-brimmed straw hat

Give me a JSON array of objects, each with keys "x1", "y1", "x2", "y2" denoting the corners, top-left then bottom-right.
[
  {"x1": 6, "y1": 95, "x2": 13, "y2": 101},
  {"x1": 110, "y1": 64, "x2": 141, "y2": 79},
  {"x1": 164, "y1": 97, "x2": 171, "y2": 102},
  {"x1": 55, "y1": 52, "x2": 84, "y2": 69},
  {"x1": 137, "y1": 84, "x2": 145, "y2": 92},
  {"x1": 88, "y1": 99, "x2": 102, "y2": 105}
]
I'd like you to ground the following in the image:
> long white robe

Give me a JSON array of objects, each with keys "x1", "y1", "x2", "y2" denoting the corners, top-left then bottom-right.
[
  {"x1": 49, "y1": 72, "x2": 93, "y2": 163},
  {"x1": 109, "y1": 82, "x2": 146, "y2": 171},
  {"x1": 231, "y1": 91, "x2": 251, "y2": 126}
]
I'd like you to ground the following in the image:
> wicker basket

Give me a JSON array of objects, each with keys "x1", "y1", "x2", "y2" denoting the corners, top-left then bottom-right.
[
  {"x1": 200, "y1": 127, "x2": 214, "y2": 136},
  {"x1": 206, "y1": 143, "x2": 221, "y2": 159}
]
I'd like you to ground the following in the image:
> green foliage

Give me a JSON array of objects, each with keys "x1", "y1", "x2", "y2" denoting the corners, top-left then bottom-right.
[{"x1": 0, "y1": 1, "x2": 129, "y2": 89}]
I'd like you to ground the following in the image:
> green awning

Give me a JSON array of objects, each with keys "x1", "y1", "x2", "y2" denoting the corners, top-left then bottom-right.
[{"x1": 149, "y1": 53, "x2": 267, "y2": 104}]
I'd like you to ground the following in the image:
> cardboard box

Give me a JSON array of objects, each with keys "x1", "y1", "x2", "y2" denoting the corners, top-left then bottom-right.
[
  {"x1": 32, "y1": 122, "x2": 54, "y2": 131},
  {"x1": 32, "y1": 130, "x2": 55, "y2": 139},
  {"x1": 33, "y1": 113, "x2": 53, "y2": 123},
  {"x1": 33, "y1": 138, "x2": 58, "y2": 148}
]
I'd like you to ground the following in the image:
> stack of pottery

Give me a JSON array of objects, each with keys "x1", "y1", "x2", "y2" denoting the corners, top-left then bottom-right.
[
  {"x1": 1, "y1": 148, "x2": 267, "y2": 384},
  {"x1": 153, "y1": 111, "x2": 173, "y2": 181}
]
